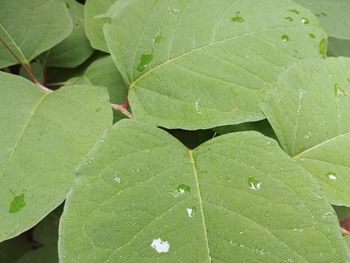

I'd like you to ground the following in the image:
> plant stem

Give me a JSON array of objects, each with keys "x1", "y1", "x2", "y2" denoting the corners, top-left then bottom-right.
[{"x1": 111, "y1": 103, "x2": 133, "y2": 119}]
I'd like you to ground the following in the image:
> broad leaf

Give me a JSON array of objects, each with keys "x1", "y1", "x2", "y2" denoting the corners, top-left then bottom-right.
[
  {"x1": 84, "y1": 0, "x2": 117, "y2": 52},
  {"x1": 293, "y1": 0, "x2": 350, "y2": 40},
  {"x1": 0, "y1": 0, "x2": 72, "y2": 68},
  {"x1": 84, "y1": 55, "x2": 128, "y2": 122},
  {"x1": 40, "y1": 0, "x2": 94, "y2": 68},
  {"x1": 0, "y1": 72, "x2": 112, "y2": 241},
  {"x1": 104, "y1": 0, "x2": 326, "y2": 129},
  {"x1": 59, "y1": 120, "x2": 349, "y2": 262},
  {"x1": 262, "y1": 57, "x2": 350, "y2": 206}
]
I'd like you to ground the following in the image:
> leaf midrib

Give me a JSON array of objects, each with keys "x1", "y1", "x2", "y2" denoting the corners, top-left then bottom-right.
[
  {"x1": 0, "y1": 93, "x2": 48, "y2": 179},
  {"x1": 293, "y1": 131, "x2": 350, "y2": 158},
  {"x1": 188, "y1": 150, "x2": 211, "y2": 263}
]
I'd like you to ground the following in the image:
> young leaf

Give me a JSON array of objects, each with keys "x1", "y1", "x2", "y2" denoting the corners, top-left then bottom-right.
[
  {"x1": 84, "y1": 0, "x2": 116, "y2": 52},
  {"x1": 0, "y1": 72, "x2": 112, "y2": 241},
  {"x1": 104, "y1": 0, "x2": 326, "y2": 129},
  {"x1": 262, "y1": 57, "x2": 350, "y2": 206},
  {"x1": 59, "y1": 120, "x2": 349, "y2": 262},
  {"x1": 39, "y1": 0, "x2": 94, "y2": 68},
  {"x1": 293, "y1": 0, "x2": 350, "y2": 40},
  {"x1": 0, "y1": 0, "x2": 72, "y2": 68}
]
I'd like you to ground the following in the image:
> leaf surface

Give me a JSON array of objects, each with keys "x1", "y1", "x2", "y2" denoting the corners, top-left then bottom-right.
[
  {"x1": 59, "y1": 120, "x2": 349, "y2": 262},
  {"x1": 0, "y1": 0, "x2": 72, "y2": 68},
  {"x1": 0, "y1": 72, "x2": 112, "y2": 241},
  {"x1": 104, "y1": 0, "x2": 326, "y2": 129},
  {"x1": 262, "y1": 57, "x2": 350, "y2": 206},
  {"x1": 293, "y1": 0, "x2": 350, "y2": 39}
]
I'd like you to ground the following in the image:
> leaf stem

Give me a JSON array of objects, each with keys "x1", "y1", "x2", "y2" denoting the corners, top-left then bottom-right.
[
  {"x1": 0, "y1": 37, "x2": 52, "y2": 93},
  {"x1": 111, "y1": 103, "x2": 133, "y2": 119}
]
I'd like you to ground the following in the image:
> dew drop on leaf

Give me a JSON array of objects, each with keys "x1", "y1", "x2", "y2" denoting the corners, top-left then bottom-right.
[
  {"x1": 281, "y1": 34, "x2": 289, "y2": 42},
  {"x1": 326, "y1": 172, "x2": 337, "y2": 181},
  {"x1": 151, "y1": 238, "x2": 170, "y2": 253},
  {"x1": 231, "y1": 11, "x2": 244, "y2": 23},
  {"x1": 308, "y1": 33, "x2": 316, "y2": 39},
  {"x1": 334, "y1": 83, "x2": 348, "y2": 97},
  {"x1": 172, "y1": 184, "x2": 191, "y2": 197},
  {"x1": 114, "y1": 176, "x2": 121, "y2": 183},
  {"x1": 186, "y1": 206, "x2": 197, "y2": 217},
  {"x1": 284, "y1": 17, "x2": 293, "y2": 22},
  {"x1": 9, "y1": 193, "x2": 26, "y2": 213},
  {"x1": 248, "y1": 177, "x2": 262, "y2": 191},
  {"x1": 288, "y1": 9, "x2": 300, "y2": 15},
  {"x1": 137, "y1": 54, "x2": 153, "y2": 72},
  {"x1": 319, "y1": 38, "x2": 327, "y2": 58},
  {"x1": 300, "y1": 17, "x2": 310, "y2": 24}
]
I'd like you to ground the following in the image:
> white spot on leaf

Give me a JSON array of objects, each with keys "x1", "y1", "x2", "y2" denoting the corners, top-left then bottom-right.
[{"x1": 151, "y1": 238, "x2": 170, "y2": 253}]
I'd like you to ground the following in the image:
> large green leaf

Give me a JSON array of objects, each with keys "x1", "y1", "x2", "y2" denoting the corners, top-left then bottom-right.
[
  {"x1": 104, "y1": 0, "x2": 326, "y2": 129},
  {"x1": 262, "y1": 57, "x2": 350, "y2": 206},
  {"x1": 84, "y1": 0, "x2": 117, "y2": 52},
  {"x1": 293, "y1": 0, "x2": 350, "y2": 40},
  {"x1": 40, "y1": 0, "x2": 94, "y2": 68},
  {"x1": 0, "y1": 0, "x2": 72, "y2": 68},
  {"x1": 0, "y1": 72, "x2": 112, "y2": 241},
  {"x1": 59, "y1": 120, "x2": 349, "y2": 262}
]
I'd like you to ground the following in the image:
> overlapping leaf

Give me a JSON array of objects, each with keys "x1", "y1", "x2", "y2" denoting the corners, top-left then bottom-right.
[
  {"x1": 59, "y1": 120, "x2": 349, "y2": 262},
  {"x1": 104, "y1": 0, "x2": 326, "y2": 129},
  {"x1": 262, "y1": 57, "x2": 350, "y2": 206},
  {"x1": 0, "y1": 72, "x2": 112, "y2": 241},
  {"x1": 293, "y1": 0, "x2": 350, "y2": 40},
  {"x1": 40, "y1": 0, "x2": 94, "y2": 68},
  {"x1": 84, "y1": 0, "x2": 117, "y2": 51},
  {"x1": 0, "y1": 0, "x2": 72, "y2": 68}
]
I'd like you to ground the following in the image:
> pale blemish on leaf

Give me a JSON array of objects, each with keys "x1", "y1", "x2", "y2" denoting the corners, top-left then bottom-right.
[
  {"x1": 248, "y1": 177, "x2": 262, "y2": 191},
  {"x1": 151, "y1": 238, "x2": 170, "y2": 253}
]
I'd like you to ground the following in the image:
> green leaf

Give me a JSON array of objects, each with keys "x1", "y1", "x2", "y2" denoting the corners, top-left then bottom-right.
[
  {"x1": 104, "y1": 0, "x2": 326, "y2": 129},
  {"x1": 293, "y1": 0, "x2": 350, "y2": 39},
  {"x1": 40, "y1": 0, "x2": 94, "y2": 68},
  {"x1": 84, "y1": 55, "x2": 128, "y2": 122},
  {"x1": 59, "y1": 120, "x2": 349, "y2": 262},
  {"x1": 0, "y1": 72, "x2": 112, "y2": 241},
  {"x1": 84, "y1": 0, "x2": 117, "y2": 52},
  {"x1": 262, "y1": 57, "x2": 350, "y2": 206},
  {"x1": 328, "y1": 37, "x2": 350, "y2": 57},
  {"x1": 0, "y1": 0, "x2": 73, "y2": 68}
]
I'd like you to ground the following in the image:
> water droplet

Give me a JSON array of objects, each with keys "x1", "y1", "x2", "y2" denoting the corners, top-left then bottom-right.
[
  {"x1": 303, "y1": 131, "x2": 312, "y2": 140},
  {"x1": 316, "y1": 12, "x2": 327, "y2": 17},
  {"x1": 114, "y1": 176, "x2": 121, "y2": 183},
  {"x1": 231, "y1": 11, "x2": 244, "y2": 23},
  {"x1": 319, "y1": 38, "x2": 327, "y2": 58},
  {"x1": 9, "y1": 193, "x2": 26, "y2": 213},
  {"x1": 334, "y1": 83, "x2": 348, "y2": 97},
  {"x1": 248, "y1": 177, "x2": 262, "y2": 191},
  {"x1": 284, "y1": 17, "x2": 293, "y2": 22},
  {"x1": 194, "y1": 100, "x2": 201, "y2": 114},
  {"x1": 308, "y1": 33, "x2": 316, "y2": 39},
  {"x1": 137, "y1": 54, "x2": 153, "y2": 72},
  {"x1": 281, "y1": 34, "x2": 290, "y2": 42},
  {"x1": 186, "y1": 206, "x2": 197, "y2": 217},
  {"x1": 288, "y1": 9, "x2": 300, "y2": 15},
  {"x1": 172, "y1": 184, "x2": 191, "y2": 197},
  {"x1": 287, "y1": 259, "x2": 295, "y2": 263},
  {"x1": 301, "y1": 17, "x2": 310, "y2": 24},
  {"x1": 153, "y1": 32, "x2": 164, "y2": 44},
  {"x1": 326, "y1": 172, "x2": 337, "y2": 181},
  {"x1": 151, "y1": 238, "x2": 170, "y2": 253}
]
